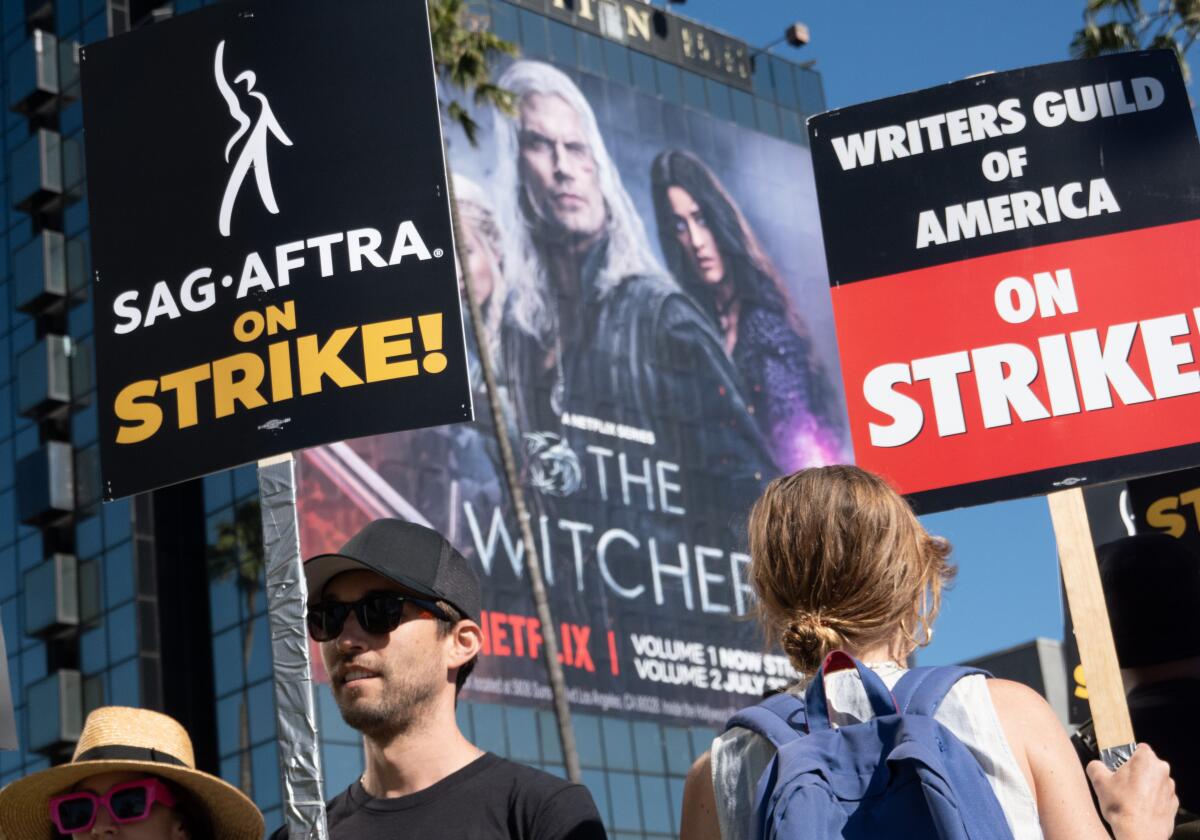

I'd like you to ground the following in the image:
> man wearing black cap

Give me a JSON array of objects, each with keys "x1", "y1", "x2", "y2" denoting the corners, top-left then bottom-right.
[{"x1": 271, "y1": 518, "x2": 607, "y2": 840}]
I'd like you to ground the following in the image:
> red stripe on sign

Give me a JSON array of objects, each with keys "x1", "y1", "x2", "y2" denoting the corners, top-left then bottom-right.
[{"x1": 832, "y1": 219, "x2": 1200, "y2": 496}]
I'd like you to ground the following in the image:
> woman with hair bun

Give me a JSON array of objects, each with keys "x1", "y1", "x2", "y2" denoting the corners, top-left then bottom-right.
[{"x1": 680, "y1": 465, "x2": 1179, "y2": 840}]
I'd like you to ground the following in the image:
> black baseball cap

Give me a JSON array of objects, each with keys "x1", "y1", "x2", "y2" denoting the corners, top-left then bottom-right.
[{"x1": 304, "y1": 519, "x2": 481, "y2": 622}]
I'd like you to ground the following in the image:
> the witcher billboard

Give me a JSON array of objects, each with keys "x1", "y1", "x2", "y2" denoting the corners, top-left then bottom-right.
[{"x1": 297, "y1": 57, "x2": 850, "y2": 724}]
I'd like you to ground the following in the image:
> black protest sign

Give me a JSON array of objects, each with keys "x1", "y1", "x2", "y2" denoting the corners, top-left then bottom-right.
[
  {"x1": 1128, "y1": 467, "x2": 1200, "y2": 557},
  {"x1": 81, "y1": 0, "x2": 470, "y2": 500},
  {"x1": 809, "y1": 52, "x2": 1200, "y2": 512}
]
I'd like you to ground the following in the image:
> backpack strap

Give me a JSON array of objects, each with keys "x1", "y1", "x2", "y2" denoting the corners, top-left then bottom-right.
[
  {"x1": 805, "y1": 650, "x2": 898, "y2": 731},
  {"x1": 724, "y1": 692, "x2": 807, "y2": 748},
  {"x1": 892, "y1": 665, "x2": 992, "y2": 717}
]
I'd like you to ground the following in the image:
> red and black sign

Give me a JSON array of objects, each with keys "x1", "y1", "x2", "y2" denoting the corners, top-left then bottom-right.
[{"x1": 810, "y1": 51, "x2": 1200, "y2": 512}]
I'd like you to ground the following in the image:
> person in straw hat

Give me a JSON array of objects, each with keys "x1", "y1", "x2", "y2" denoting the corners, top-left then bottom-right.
[{"x1": 0, "y1": 705, "x2": 263, "y2": 840}]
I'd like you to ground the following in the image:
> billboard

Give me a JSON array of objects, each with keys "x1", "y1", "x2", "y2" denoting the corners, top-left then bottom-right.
[
  {"x1": 809, "y1": 52, "x2": 1200, "y2": 513},
  {"x1": 296, "y1": 56, "x2": 850, "y2": 724},
  {"x1": 81, "y1": 0, "x2": 470, "y2": 500}
]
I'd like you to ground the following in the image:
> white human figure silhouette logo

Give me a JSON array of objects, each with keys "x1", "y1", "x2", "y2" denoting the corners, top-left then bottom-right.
[{"x1": 214, "y1": 40, "x2": 292, "y2": 237}]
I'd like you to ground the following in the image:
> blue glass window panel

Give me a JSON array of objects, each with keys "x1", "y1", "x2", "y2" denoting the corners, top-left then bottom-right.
[
  {"x1": 65, "y1": 199, "x2": 90, "y2": 238},
  {"x1": 217, "y1": 692, "x2": 241, "y2": 758},
  {"x1": 246, "y1": 615, "x2": 272, "y2": 683},
  {"x1": 82, "y1": 11, "x2": 107, "y2": 44},
  {"x1": 58, "y1": 1, "x2": 81, "y2": 37},
  {"x1": 203, "y1": 471, "x2": 233, "y2": 513},
  {"x1": 538, "y1": 710, "x2": 562, "y2": 764},
  {"x1": 102, "y1": 498, "x2": 131, "y2": 546},
  {"x1": 0, "y1": 599, "x2": 17, "y2": 649},
  {"x1": 541, "y1": 763, "x2": 565, "y2": 779},
  {"x1": 781, "y1": 110, "x2": 804, "y2": 145},
  {"x1": 107, "y1": 602, "x2": 138, "y2": 663},
  {"x1": 505, "y1": 705, "x2": 539, "y2": 762},
  {"x1": 630, "y1": 51, "x2": 655, "y2": 93},
  {"x1": 260, "y1": 809, "x2": 282, "y2": 838},
  {"x1": 79, "y1": 625, "x2": 107, "y2": 673},
  {"x1": 0, "y1": 554, "x2": 15, "y2": 601},
  {"x1": 518, "y1": 9, "x2": 549, "y2": 59},
  {"x1": 705, "y1": 78, "x2": 732, "y2": 122},
  {"x1": 251, "y1": 742, "x2": 281, "y2": 809},
  {"x1": 322, "y1": 743, "x2": 364, "y2": 796},
  {"x1": 756, "y1": 98, "x2": 781, "y2": 136},
  {"x1": 797, "y1": 66, "x2": 825, "y2": 114},
  {"x1": 212, "y1": 626, "x2": 244, "y2": 697},
  {"x1": 490, "y1": 1, "x2": 519, "y2": 42},
  {"x1": 17, "y1": 533, "x2": 40, "y2": 571},
  {"x1": 0, "y1": 394, "x2": 12, "y2": 441},
  {"x1": 572, "y1": 712, "x2": 603, "y2": 768},
  {"x1": 606, "y1": 771, "x2": 642, "y2": 831},
  {"x1": 232, "y1": 465, "x2": 257, "y2": 500},
  {"x1": 0, "y1": 334, "x2": 9, "y2": 381},
  {"x1": 632, "y1": 721, "x2": 664, "y2": 773},
  {"x1": 601, "y1": 717, "x2": 634, "y2": 770},
  {"x1": 247, "y1": 679, "x2": 275, "y2": 745},
  {"x1": 176, "y1": 0, "x2": 202, "y2": 12},
  {"x1": 219, "y1": 754, "x2": 239, "y2": 787},
  {"x1": 669, "y1": 775, "x2": 685, "y2": 834},
  {"x1": 20, "y1": 643, "x2": 45, "y2": 684},
  {"x1": 663, "y1": 725, "x2": 693, "y2": 774},
  {"x1": 318, "y1": 686, "x2": 360, "y2": 744},
  {"x1": 104, "y1": 541, "x2": 134, "y2": 607},
  {"x1": 690, "y1": 726, "x2": 718, "y2": 759},
  {"x1": 731, "y1": 89, "x2": 756, "y2": 129},
  {"x1": 82, "y1": 0, "x2": 105, "y2": 22},
  {"x1": 547, "y1": 19, "x2": 576, "y2": 66},
  {"x1": 578, "y1": 32, "x2": 604, "y2": 77},
  {"x1": 603, "y1": 41, "x2": 631, "y2": 86},
  {"x1": 769, "y1": 56, "x2": 797, "y2": 108},
  {"x1": 581, "y1": 769, "x2": 610, "y2": 825},
  {"x1": 752, "y1": 55, "x2": 774, "y2": 99},
  {"x1": 76, "y1": 511, "x2": 103, "y2": 556},
  {"x1": 0, "y1": 447, "x2": 11, "y2": 496},
  {"x1": 71, "y1": 402, "x2": 98, "y2": 448},
  {"x1": 470, "y1": 702, "x2": 507, "y2": 756},
  {"x1": 67, "y1": 295, "x2": 94, "y2": 340},
  {"x1": 638, "y1": 774, "x2": 672, "y2": 833},
  {"x1": 208, "y1": 566, "x2": 240, "y2": 633},
  {"x1": 682, "y1": 70, "x2": 706, "y2": 111},
  {"x1": 109, "y1": 657, "x2": 140, "y2": 707}
]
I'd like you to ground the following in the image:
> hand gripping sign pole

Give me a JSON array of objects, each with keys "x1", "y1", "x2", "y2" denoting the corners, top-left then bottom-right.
[
  {"x1": 258, "y1": 452, "x2": 328, "y2": 840},
  {"x1": 1047, "y1": 488, "x2": 1136, "y2": 769}
]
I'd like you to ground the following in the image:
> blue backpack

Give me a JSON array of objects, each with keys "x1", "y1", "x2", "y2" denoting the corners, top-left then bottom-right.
[{"x1": 724, "y1": 651, "x2": 1016, "y2": 840}]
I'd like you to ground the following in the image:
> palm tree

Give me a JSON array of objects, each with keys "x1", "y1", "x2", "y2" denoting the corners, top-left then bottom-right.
[
  {"x1": 1071, "y1": 0, "x2": 1199, "y2": 83},
  {"x1": 208, "y1": 499, "x2": 264, "y2": 796},
  {"x1": 427, "y1": 0, "x2": 583, "y2": 782}
]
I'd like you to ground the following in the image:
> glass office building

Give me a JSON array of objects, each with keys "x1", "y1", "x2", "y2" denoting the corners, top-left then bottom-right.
[{"x1": 0, "y1": 1, "x2": 827, "y2": 837}]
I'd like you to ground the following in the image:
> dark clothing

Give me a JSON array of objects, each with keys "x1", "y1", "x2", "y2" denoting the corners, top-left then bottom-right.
[
  {"x1": 1128, "y1": 679, "x2": 1200, "y2": 815},
  {"x1": 732, "y1": 301, "x2": 845, "y2": 472},
  {"x1": 502, "y1": 242, "x2": 777, "y2": 513},
  {"x1": 270, "y1": 753, "x2": 606, "y2": 840}
]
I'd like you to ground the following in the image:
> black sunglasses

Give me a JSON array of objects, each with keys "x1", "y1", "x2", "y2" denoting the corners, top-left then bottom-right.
[{"x1": 307, "y1": 592, "x2": 451, "y2": 642}]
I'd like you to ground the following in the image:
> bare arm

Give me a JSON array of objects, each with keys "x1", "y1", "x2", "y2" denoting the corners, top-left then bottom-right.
[
  {"x1": 680, "y1": 751, "x2": 721, "y2": 840},
  {"x1": 988, "y1": 679, "x2": 1176, "y2": 840}
]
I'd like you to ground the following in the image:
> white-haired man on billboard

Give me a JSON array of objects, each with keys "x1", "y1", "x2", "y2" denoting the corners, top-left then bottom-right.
[{"x1": 491, "y1": 60, "x2": 776, "y2": 505}]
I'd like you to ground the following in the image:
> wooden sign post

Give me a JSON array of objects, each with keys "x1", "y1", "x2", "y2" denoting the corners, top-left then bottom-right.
[{"x1": 1047, "y1": 488, "x2": 1135, "y2": 768}]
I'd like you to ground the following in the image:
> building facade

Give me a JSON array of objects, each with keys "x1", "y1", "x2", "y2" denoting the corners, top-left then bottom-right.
[{"x1": 0, "y1": 1, "x2": 828, "y2": 838}]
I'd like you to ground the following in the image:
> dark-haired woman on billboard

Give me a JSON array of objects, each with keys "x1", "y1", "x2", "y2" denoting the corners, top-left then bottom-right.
[{"x1": 650, "y1": 149, "x2": 845, "y2": 472}]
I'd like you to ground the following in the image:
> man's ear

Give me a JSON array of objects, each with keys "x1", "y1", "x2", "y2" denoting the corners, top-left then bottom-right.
[{"x1": 448, "y1": 620, "x2": 483, "y2": 669}]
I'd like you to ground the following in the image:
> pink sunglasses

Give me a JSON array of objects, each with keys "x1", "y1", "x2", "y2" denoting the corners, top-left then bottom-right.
[{"x1": 49, "y1": 778, "x2": 177, "y2": 834}]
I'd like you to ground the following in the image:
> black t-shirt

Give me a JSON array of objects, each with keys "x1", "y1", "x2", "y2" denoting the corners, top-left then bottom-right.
[{"x1": 270, "y1": 753, "x2": 607, "y2": 840}]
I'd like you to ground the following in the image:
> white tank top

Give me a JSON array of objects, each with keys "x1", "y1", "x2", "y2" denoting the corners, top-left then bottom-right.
[{"x1": 710, "y1": 663, "x2": 1043, "y2": 840}]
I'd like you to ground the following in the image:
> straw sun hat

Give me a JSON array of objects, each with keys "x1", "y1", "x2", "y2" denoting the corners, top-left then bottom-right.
[{"x1": 0, "y1": 706, "x2": 264, "y2": 840}]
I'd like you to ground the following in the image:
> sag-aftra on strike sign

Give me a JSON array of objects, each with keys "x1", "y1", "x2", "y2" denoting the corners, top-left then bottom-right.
[
  {"x1": 810, "y1": 52, "x2": 1200, "y2": 512},
  {"x1": 81, "y1": 0, "x2": 470, "y2": 500}
]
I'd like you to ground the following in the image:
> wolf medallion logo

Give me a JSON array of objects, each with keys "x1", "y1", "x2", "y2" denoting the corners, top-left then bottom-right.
[
  {"x1": 524, "y1": 432, "x2": 583, "y2": 497},
  {"x1": 214, "y1": 40, "x2": 292, "y2": 237}
]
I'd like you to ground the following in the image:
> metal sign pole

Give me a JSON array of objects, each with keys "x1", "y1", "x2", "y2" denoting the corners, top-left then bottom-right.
[
  {"x1": 258, "y1": 452, "x2": 328, "y2": 840},
  {"x1": 1047, "y1": 487, "x2": 1136, "y2": 769}
]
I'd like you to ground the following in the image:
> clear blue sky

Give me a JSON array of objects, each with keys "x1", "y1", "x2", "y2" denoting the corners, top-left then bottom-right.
[{"x1": 651, "y1": 0, "x2": 1106, "y2": 664}]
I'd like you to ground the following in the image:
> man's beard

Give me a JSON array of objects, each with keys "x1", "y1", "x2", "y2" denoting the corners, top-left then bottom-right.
[{"x1": 331, "y1": 661, "x2": 439, "y2": 741}]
